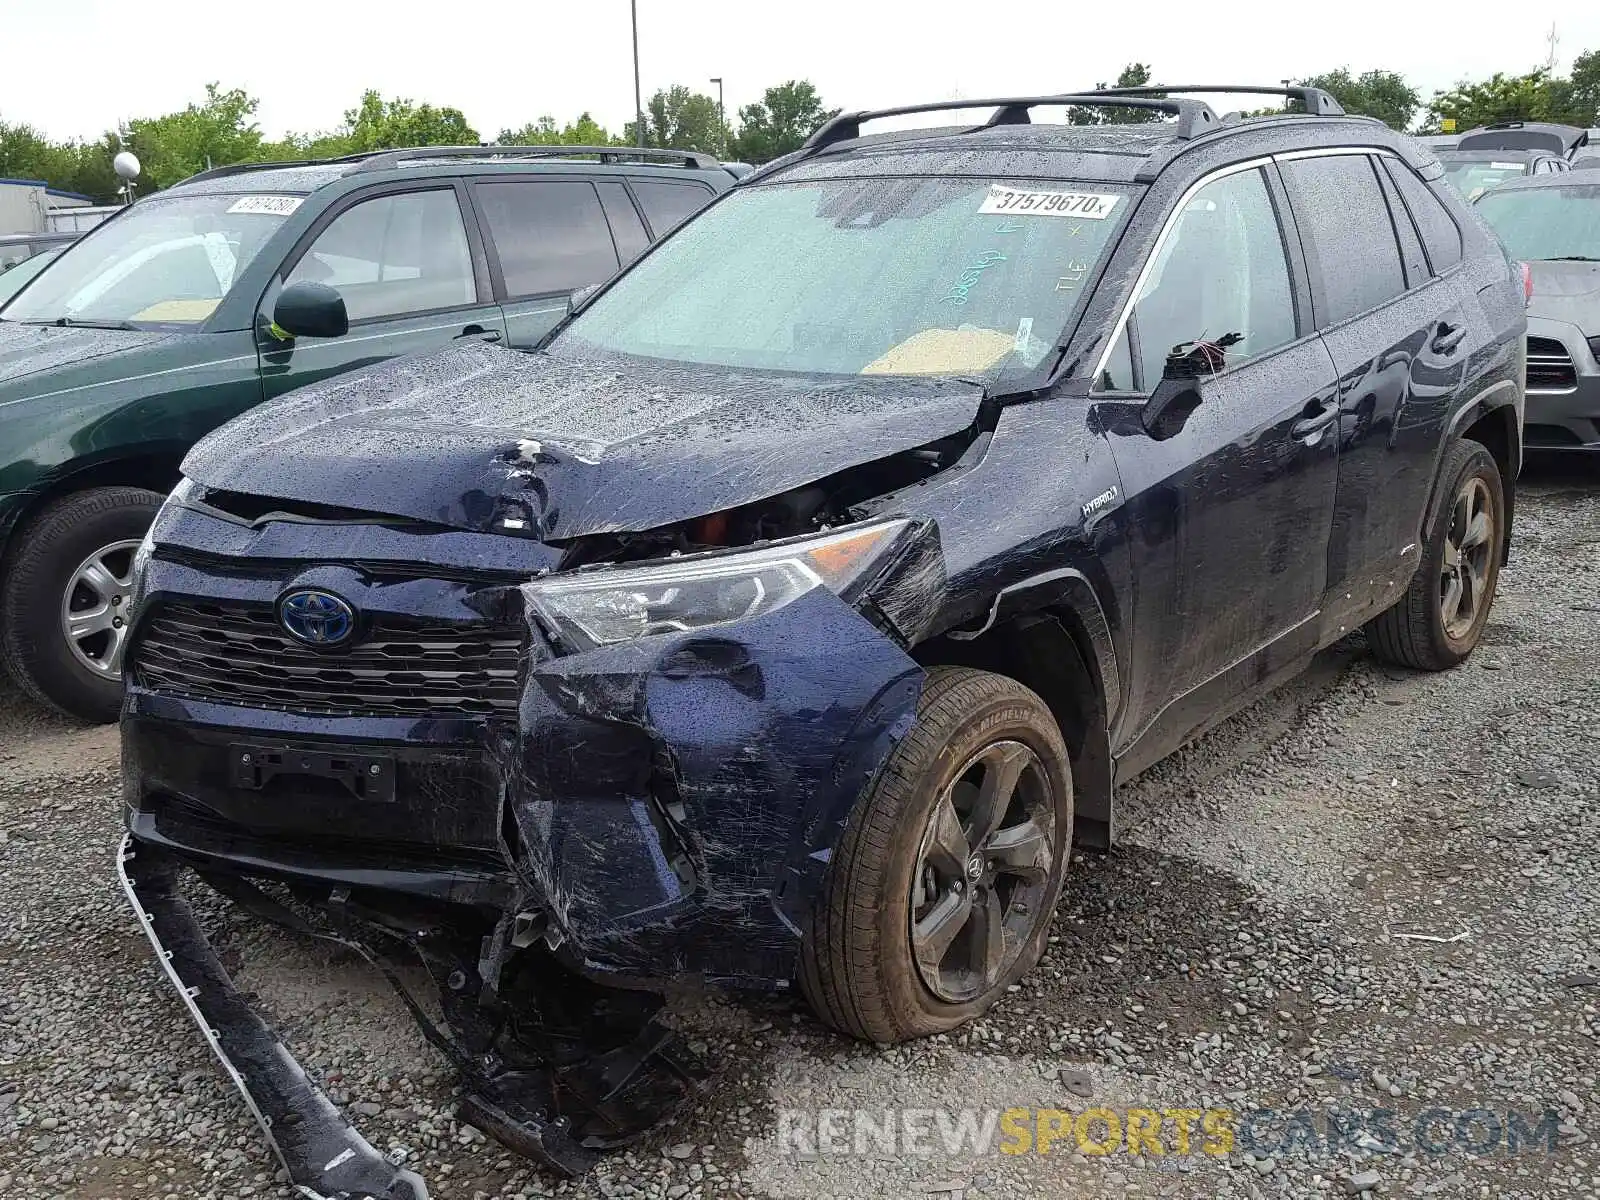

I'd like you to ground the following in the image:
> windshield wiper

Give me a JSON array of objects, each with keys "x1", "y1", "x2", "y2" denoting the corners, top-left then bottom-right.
[
  {"x1": 1547, "y1": 255, "x2": 1600, "y2": 262},
  {"x1": 25, "y1": 316, "x2": 142, "y2": 331}
]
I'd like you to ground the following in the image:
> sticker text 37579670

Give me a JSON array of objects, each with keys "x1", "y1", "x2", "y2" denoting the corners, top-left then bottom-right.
[{"x1": 979, "y1": 186, "x2": 1120, "y2": 219}]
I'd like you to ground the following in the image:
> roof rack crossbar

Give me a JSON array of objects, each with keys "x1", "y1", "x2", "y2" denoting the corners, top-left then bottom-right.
[
  {"x1": 348, "y1": 145, "x2": 720, "y2": 173},
  {"x1": 1089, "y1": 84, "x2": 1345, "y2": 117},
  {"x1": 801, "y1": 93, "x2": 1219, "y2": 153}
]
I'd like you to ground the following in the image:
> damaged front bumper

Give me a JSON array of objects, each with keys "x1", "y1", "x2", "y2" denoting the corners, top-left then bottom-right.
[
  {"x1": 119, "y1": 507, "x2": 942, "y2": 1179},
  {"x1": 120, "y1": 836, "x2": 710, "y2": 1197}
]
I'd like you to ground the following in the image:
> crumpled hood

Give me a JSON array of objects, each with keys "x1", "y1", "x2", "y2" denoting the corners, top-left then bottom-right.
[
  {"x1": 1528, "y1": 260, "x2": 1600, "y2": 332},
  {"x1": 183, "y1": 342, "x2": 986, "y2": 538},
  {"x1": 0, "y1": 318, "x2": 175, "y2": 387}
]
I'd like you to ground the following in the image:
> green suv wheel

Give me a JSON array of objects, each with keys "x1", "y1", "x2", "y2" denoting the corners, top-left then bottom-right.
[{"x1": 1, "y1": 487, "x2": 164, "y2": 723}]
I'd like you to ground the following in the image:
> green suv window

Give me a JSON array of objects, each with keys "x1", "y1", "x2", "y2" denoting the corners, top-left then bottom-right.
[{"x1": 3, "y1": 193, "x2": 293, "y2": 327}]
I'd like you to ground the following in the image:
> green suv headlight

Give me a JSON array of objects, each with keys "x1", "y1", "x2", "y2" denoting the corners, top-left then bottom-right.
[{"x1": 527, "y1": 519, "x2": 910, "y2": 650}]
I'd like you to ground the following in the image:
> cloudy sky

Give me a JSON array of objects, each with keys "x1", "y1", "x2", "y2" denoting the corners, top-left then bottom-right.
[{"x1": 6, "y1": 1, "x2": 1600, "y2": 142}]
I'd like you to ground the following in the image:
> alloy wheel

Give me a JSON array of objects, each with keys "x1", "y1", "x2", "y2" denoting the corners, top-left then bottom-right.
[
  {"x1": 60, "y1": 539, "x2": 141, "y2": 679},
  {"x1": 909, "y1": 740, "x2": 1057, "y2": 1004},
  {"x1": 1439, "y1": 476, "x2": 1494, "y2": 641}
]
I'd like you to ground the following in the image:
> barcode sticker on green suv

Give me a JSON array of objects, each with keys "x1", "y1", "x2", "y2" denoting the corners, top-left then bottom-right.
[
  {"x1": 226, "y1": 195, "x2": 304, "y2": 217},
  {"x1": 978, "y1": 186, "x2": 1119, "y2": 218}
]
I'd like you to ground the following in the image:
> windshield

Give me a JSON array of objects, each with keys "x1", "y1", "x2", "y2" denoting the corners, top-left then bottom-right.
[
  {"x1": 1440, "y1": 158, "x2": 1528, "y2": 202},
  {"x1": 0, "y1": 193, "x2": 295, "y2": 327},
  {"x1": 553, "y1": 177, "x2": 1133, "y2": 381},
  {"x1": 0, "y1": 248, "x2": 63, "y2": 307},
  {"x1": 1475, "y1": 184, "x2": 1600, "y2": 261}
]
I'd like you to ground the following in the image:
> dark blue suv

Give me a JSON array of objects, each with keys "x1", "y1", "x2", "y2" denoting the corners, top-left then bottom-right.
[{"x1": 119, "y1": 87, "x2": 1525, "y2": 1198}]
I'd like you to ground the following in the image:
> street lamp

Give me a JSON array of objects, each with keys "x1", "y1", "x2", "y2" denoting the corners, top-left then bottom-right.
[
  {"x1": 632, "y1": 0, "x2": 645, "y2": 148},
  {"x1": 709, "y1": 77, "x2": 725, "y2": 154}
]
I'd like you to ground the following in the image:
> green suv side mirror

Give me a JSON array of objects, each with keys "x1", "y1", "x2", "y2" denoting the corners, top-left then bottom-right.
[{"x1": 273, "y1": 282, "x2": 349, "y2": 340}]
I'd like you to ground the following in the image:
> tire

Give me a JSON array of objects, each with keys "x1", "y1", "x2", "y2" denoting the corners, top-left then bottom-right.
[
  {"x1": 1366, "y1": 439, "x2": 1504, "y2": 672},
  {"x1": 0, "y1": 487, "x2": 165, "y2": 723},
  {"x1": 799, "y1": 666, "x2": 1074, "y2": 1043}
]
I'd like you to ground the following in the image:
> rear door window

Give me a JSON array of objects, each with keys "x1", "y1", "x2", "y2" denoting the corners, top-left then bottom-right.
[
  {"x1": 596, "y1": 181, "x2": 650, "y2": 266},
  {"x1": 475, "y1": 179, "x2": 620, "y2": 298},
  {"x1": 1281, "y1": 154, "x2": 1407, "y2": 327},
  {"x1": 1382, "y1": 161, "x2": 1463, "y2": 272},
  {"x1": 285, "y1": 188, "x2": 476, "y2": 321},
  {"x1": 630, "y1": 180, "x2": 715, "y2": 236}
]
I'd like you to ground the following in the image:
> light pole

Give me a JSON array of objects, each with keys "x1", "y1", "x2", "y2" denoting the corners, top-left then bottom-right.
[
  {"x1": 632, "y1": 0, "x2": 645, "y2": 148},
  {"x1": 710, "y1": 77, "x2": 725, "y2": 155}
]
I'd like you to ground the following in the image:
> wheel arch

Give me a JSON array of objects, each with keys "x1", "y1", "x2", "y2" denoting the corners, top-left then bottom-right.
[
  {"x1": 916, "y1": 570, "x2": 1119, "y2": 849},
  {"x1": 1436, "y1": 382, "x2": 1519, "y2": 565},
  {"x1": 0, "y1": 452, "x2": 181, "y2": 569}
]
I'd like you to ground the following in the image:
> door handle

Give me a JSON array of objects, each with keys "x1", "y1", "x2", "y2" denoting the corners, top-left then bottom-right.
[
  {"x1": 1431, "y1": 322, "x2": 1466, "y2": 354},
  {"x1": 456, "y1": 325, "x2": 503, "y2": 343},
  {"x1": 1290, "y1": 400, "x2": 1339, "y2": 443}
]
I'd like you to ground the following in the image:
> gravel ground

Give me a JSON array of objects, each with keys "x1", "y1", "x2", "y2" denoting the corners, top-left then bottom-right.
[{"x1": 1, "y1": 464, "x2": 1596, "y2": 1200}]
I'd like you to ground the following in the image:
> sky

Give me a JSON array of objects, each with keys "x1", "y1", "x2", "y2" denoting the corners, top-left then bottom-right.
[{"x1": 5, "y1": 1, "x2": 1600, "y2": 143}]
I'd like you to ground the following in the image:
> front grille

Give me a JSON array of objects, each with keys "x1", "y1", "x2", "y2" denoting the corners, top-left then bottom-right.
[
  {"x1": 1527, "y1": 336, "x2": 1577, "y2": 391},
  {"x1": 132, "y1": 601, "x2": 524, "y2": 717}
]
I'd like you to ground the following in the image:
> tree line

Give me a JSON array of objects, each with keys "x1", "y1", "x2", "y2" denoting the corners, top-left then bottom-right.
[
  {"x1": 0, "y1": 80, "x2": 838, "y2": 203},
  {"x1": 4, "y1": 55, "x2": 1599, "y2": 205}
]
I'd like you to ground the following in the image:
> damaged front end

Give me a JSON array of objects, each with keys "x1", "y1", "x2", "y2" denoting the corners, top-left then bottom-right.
[{"x1": 120, "y1": 456, "x2": 949, "y2": 1191}]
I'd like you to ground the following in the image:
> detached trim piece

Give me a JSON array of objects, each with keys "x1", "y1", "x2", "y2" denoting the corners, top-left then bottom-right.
[{"x1": 117, "y1": 837, "x2": 431, "y2": 1200}]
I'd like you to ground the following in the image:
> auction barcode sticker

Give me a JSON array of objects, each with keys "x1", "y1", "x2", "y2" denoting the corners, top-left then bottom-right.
[
  {"x1": 979, "y1": 186, "x2": 1119, "y2": 218},
  {"x1": 226, "y1": 195, "x2": 304, "y2": 216}
]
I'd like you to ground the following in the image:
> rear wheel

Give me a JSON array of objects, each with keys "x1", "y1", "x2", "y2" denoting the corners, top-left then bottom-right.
[
  {"x1": 1, "y1": 487, "x2": 164, "y2": 722},
  {"x1": 1366, "y1": 440, "x2": 1504, "y2": 671},
  {"x1": 799, "y1": 667, "x2": 1073, "y2": 1043}
]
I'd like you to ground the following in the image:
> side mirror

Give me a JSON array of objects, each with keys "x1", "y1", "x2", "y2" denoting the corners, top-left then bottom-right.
[
  {"x1": 1141, "y1": 374, "x2": 1203, "y2": 440},
  {"x1": 272, "y1": 281, "x2": 348, "y2": 339}
]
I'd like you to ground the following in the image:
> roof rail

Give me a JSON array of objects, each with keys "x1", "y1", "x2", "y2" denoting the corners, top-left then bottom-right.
[
  {"x1": 177, "y1": 152, "x2": 382, "y2": 187},
  {"x1": 348, "y1": 145, "x2": 721, "y2": 173},
  {"x1": 801, "y1": 93, "x2": 1219, "y2": 154},
  {"x1": 1090, "y1": 84, "x2": 1345, "y2": 117}
]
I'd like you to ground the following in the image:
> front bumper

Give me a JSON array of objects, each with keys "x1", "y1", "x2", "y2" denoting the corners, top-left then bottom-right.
[
  {"x1": 1525, "y1": 319, "x2": 1600, "y2": 451},
  {"x1": 123, "y1": 514, "x2": 933, "y2": 991}
]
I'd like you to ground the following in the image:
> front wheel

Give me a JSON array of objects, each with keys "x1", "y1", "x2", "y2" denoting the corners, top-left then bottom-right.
[
  {"x1": 1, "y1": 487, "x2": 165, "y2": 722},
  {"x1": 799, "y1": 667, "x2": 1074, "y2": 1043},
  {"x1": 1366, "y1": 439, "x2": 1505, "y2": 671}
]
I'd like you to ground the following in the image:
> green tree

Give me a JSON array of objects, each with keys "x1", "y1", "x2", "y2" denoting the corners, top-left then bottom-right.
[
  {"x1": 496, "y1": 112, "x2": 622, "y2": 146},
  {"x1": 1425, "y1": 70, "x2": 1555, "y2": 133},
  {"x1": 123, "y1": 83, "x2": 266, "y2": 189},
  {"x1": 342, "y1": 90, "x2": 477, "y2": 151},
  {"x1": 727, "y1": 80, "x2": 839, "y2": 163},
  {"x1": 624, "y1": 86, "x2": 723, "y2": 154},
  {"x1": 1550, "y1": 48, "x2": 1600, "y2": 127},
  {"x1": 1301, "y1": 69, "x2": 1420, "y2": 130},
  {"x1": 1069, "y1": 63, "x2": 1160, "y2": 125},
  {"x1": 0, "y1": 118, "x2": 121, "y2": 202}
]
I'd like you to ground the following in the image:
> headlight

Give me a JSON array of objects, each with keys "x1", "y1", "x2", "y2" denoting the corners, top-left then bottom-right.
[{"x1": 528, "y1": 519, "x2": 910, "y2": 650}]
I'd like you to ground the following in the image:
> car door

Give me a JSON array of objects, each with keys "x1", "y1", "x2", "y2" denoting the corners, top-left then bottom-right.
[
  {"x1": 470, "y1": 177, "x2": 635, "y2": 349},
  {"x1": 1099, "y1": 162, "x2": 1343, "y2": 772},
  {"x1": 258, "y1": 182, "x2": 506, "y2": 400},
  {"x1": 1278, "y1": 151, "x2": 1478, "y2": 637}
]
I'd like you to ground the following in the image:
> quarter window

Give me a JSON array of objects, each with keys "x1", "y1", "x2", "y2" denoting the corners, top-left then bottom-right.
[
  {"x1": 1112, "y1": 166, "x2": 1298, "y2": 389},
  {"x1": 476, "y1": 180, "x2": 620, "y2": 298},
  {"x1": 1382, "y1": 160, "x2": 1463, "y2": 273},
  {"x1": 1282, "y1": 155, "x2": 1407, "y2": 326},
  {"x1": 596, "y1": 181, "x2": 650, "y2": 266},
  {"x1": 631, "y1": 180, "x2": 715, "y2": 235},
  {"x1": 285, "y1": 189, "x2": 475, "y2": 322}
]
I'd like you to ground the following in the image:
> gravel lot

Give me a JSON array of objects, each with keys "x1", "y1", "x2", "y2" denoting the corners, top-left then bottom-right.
[{"x1": 1, "y1": 465, "x2": 1596, "y2": 1200}]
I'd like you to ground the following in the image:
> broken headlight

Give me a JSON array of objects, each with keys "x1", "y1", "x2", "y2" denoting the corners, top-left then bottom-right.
[{"x1": 528, "y1": 519, "x2": 911, "y2": 650}]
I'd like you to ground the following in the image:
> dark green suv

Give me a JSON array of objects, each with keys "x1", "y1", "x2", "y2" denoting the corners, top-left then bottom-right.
[{"x1": 0, "y1": 145, "x2": 735, "y2": 721}]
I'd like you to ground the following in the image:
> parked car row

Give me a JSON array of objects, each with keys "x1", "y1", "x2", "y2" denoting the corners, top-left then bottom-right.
[
  {"x1": 0, "y1": 145, "x2": 738, "y2": 720},
  {"x1": 1432, "y1": 120, "x2": 1595, "y2": 200},
  {"x1": 100, "y1": 84, "x2": 1536, "y2": 1199}
]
